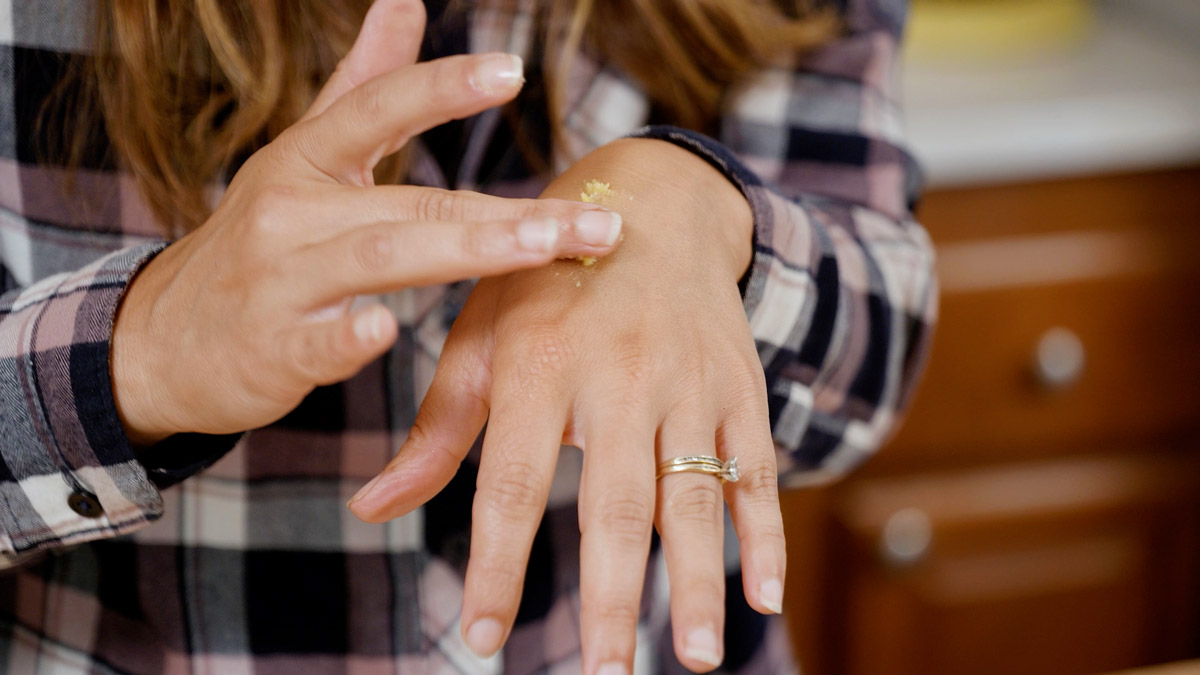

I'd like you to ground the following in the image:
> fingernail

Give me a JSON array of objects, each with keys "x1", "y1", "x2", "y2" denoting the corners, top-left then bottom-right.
[
  {"x1": 684, "y1": 626, "x2": 722, "y2": 667},
  {"x1": 464, "y1": 617, "x2": 505, "y2": 657},
  {"x1": 471, "y1": 53, "x2": 524, "y2": 93},
  {"x1": 596, "y1": 663, "x2": 628, "y2": 675},
  {"x1": 353, "y1": 309, "x2": 385, "y2": 344},
  {"x1": 517, "y1": 218, "x2": 559, "y2": 253},
  {"x1": 759, "y1": 578, "x2": 784, "y2": 614},
  {"x1": 348, "y1": 473, "x2": 385, "y2": 506},
  {"x1": 574, "y1": 209, "x2": 622, "y2": 247}
]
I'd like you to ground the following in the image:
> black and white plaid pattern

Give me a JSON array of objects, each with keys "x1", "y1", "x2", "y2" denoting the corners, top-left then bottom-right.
[{"x1": 0, "y1": 0, "x2": 935, "y2": 672}]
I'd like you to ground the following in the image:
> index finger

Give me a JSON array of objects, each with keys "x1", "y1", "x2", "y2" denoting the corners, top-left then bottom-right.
[
  {"x1": 459, "y1": 354, "x2": 572, "y2": 657},
  {"x1": 285, "y1": 52, "x2": 525, "y2": 185},
  {"x1": 300, "y1": 0, "x2": 426, "y2": 121}
]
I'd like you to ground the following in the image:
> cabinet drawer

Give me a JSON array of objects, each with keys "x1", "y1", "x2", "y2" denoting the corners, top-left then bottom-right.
[
  {"x1": 828, "y1": 454, "x2": 1200, "y2": 675},
  {"x1": 883, "y1": 232, "x2": 1200, "y2": 468}
]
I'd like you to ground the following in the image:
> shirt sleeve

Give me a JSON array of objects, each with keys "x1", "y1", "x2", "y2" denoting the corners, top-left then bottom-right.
[
  {"x1": 0, "y1": 243, "x2": 238, "y2": 567},
  {"x1": 628, "y1": 0, "x2": 937, "y2": 487}
]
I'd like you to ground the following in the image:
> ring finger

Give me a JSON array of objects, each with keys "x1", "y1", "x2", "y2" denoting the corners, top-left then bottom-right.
[{"x1": 655, "y1": 411, "x2": 727, "y2": 672}]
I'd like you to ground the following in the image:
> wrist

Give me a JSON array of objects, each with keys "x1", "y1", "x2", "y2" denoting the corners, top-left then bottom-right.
[{"x1": 111, "y1": 254, "x2": 175, "y2": 446}]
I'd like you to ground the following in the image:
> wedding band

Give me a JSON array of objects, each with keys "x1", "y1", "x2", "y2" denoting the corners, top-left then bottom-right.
[{"x1": 655, "y1": 456, "x2": 740, "y2": 483}]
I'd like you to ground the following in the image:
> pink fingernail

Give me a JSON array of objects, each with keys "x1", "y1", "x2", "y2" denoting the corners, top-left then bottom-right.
[
  {"x1": 759, "y1": 578, "x2": 784, "y2": 614},
  {"x1": 517, "y1": 219, "x2": 560, "y2": 252},
  {"x1": 596, "y1": 662, "x2": 628, "y2": 675},
  {"x1": 684, "y1": 626, "x2": 722, "y2": 667},
  {"x1": 574, "y1": 209, "x2": 622, "y2": 247},
  {"x1": 464, "y1": 617, "x2": 505, "y2": 657},
  {"x1": 353, "y1": 309, "x2": 385, "y2": 344},
  {"x1": 471, "y1": 53, "x2": 524, "y2": 93}
]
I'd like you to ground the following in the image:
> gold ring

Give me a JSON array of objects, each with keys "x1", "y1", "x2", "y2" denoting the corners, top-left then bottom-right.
[{"x1": 655, "y1": 456, "x2": 740, "y2": 483}]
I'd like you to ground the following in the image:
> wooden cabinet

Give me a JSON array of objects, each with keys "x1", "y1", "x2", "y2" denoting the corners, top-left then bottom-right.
[{"x1": 782, "y1": 167, "x2": 1200, "y2": 675}]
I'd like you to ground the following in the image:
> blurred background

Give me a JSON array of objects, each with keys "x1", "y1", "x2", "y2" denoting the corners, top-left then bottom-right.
[{"x1": 780, "y1": 1, "x2": 1200, "y2": 673}]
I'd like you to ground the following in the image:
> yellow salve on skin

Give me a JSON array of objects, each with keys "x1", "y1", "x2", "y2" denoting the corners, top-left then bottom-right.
[
  {"x1": 569, "y1": 180, "x2": 621, "y2": 284},
  {"x1": 579, "y1": 180, "x2": 614, "y2": 204}
]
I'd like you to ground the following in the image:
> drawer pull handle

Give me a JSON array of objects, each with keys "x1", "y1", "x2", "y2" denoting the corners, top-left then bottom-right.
[
  {"x1": 1034, "y1": 327, "x2": 1085, "y2": 390},
  {"x1": 880, "y1": 507, "x2": 933, "y2": 568}
]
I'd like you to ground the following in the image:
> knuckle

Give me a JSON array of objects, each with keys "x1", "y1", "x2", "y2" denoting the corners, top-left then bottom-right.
[
  {"x1": 406, "y1": 414, "x2": 437, "y2": 449},
  {"x1": 352, "y1": 229, "x2": 395, "y2": 273},
  {"x1": 516, "y1": 326, "x2": 573, "y2": 370},
  {"x1": 610, "y1": 332, "x2": 655, "y2": 386},
  {"x1": 677, "y1": 576, "x2": 726, "y2": 606},
  {"x1": 261, "y1": 129, "x2": 296, "y2": 164},
  {"x1": 665, "y1": 481, "x2": 723, "y2": 524},
  {"x1": 412, "y1": 188, "x2": 461, "y2": 222},
  {"x1": 351, "y1": 79, "x2": 388, "y2": 123},
  {"x1": 455, "y1": 221, "x2": 506, "y2": 261},
  {"x1": 289, "y1": 328, "x2": 330, "y2": 383},
  {"x1": 739, "y1": 464, "x2": 781, "y2": 503},
  {"x1": 503, "y1": 325, "x2": 572, "y2": 394},
  {"x1": 755, "y1": 526, "x2": 788, "y2": 552},
  {"x1": 273, "y1": 125, "x2": 321, "y2": 170},
  {"x1": 593, "y1": 601, "x2": 640, "y2": 628},
  {"x1": 728, "y1": 363, "x2": 768, "y2": 400},
  {"x1": 407, "y1": 414, "x2": 460, "y2": 466},
  {"x1": 513, "y1": 198, "x2": 550, "y2": 221},
  {"x1": 594, "y1": 491, "x2": 654, "y2": 544},
  {"x1": 479, "y1": 461, "x2": 548, "y2": 517},
  {"x1": 472, "y1": 556, "x2": 525, "y2": 595},
  {"x1": 244, "y1": 185, "x2": 297, "y2": 238},
  {"x1": 431, "y1": 57, "x2": 469, "y2": 105}
]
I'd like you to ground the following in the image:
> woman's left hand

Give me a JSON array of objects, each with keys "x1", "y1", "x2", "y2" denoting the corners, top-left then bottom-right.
[{"x1": 350, "y1": 138, "x2": 785, "y2": 674}]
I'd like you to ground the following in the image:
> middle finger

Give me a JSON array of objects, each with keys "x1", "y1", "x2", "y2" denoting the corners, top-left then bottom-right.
[
  {"x1": 578, "y1": 391, "x2": 658, "y2": 675},
  {"x1": 246, "y1": 184, "x2": 618, "y2": 251}
]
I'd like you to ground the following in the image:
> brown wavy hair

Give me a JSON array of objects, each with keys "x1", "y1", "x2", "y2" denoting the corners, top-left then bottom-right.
[{"x1": 81, "y1": 0, "x2": 834, "y2": 232}]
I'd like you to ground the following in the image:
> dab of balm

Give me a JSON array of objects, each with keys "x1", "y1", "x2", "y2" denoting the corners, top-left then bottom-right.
[
  {"x1": 578, "y1": 181, "x2": 614, "y2": 269},
  {"x1": 570, "y1": 179, "x2": 619, "y2": 285},
  {"x1": 579, "y1": 180, "x2": 614, "y2": 204}
]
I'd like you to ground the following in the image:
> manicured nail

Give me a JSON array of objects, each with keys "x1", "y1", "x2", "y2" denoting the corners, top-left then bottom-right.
[
  {"x1": 348, "y1": 473, "x2": 385, "y2": 507},
  {"x1": 353, "y1": 309, "x2": 386, "y2": 344},
  {"x1": 574, "y1": 209, "x2": 622, "y2": 247},
  {"x1": 471, "y1": 53, "x2": 524, "y2": 93},
  {"x1": 596, "y1": 663, "x2": 628, "y2": 675},
  {"x1": 517, "y1": 219, "x2": 559, "y2": 252},
  {"x1": 759, "y1": 578, "x2": 784, "y2": 614},
  {"x1": 464, "y1": 617, "x2": 505, "y2": 657},
  {"x1": 684, "y1": 626, "x2": 722, "y2": 667}
]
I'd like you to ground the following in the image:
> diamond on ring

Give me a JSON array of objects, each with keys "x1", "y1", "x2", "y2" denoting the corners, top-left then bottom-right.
[{"x1": 719, "y1": 457, "x2": 740, "y2": 483}]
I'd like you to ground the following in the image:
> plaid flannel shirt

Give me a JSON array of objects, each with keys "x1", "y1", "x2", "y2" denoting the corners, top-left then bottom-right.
[{"x1": 0, "y1": 0, "x2": 935, "y2": 672}]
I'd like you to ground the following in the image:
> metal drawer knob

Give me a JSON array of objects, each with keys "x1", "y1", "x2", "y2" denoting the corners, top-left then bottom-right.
[
  {"x1": 1034, "y1": 326, "x2": 1086, "y2": 390},
  {"x1": 880, "y1": 507, "x2": 933, "y2": 568}
]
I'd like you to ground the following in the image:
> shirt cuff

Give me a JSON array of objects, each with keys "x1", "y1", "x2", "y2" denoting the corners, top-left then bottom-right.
[
  {"x1": 625, "y1": 125, "x2": 775, "y2": 297},
  {"x1": 0, "y1": 243, "x2": 235, "y2": 563}
]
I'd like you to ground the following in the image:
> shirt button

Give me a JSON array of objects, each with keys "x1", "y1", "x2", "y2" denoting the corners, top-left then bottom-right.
[{"x1": 67, "y1": 492, "x2": 104, "y2": 518}]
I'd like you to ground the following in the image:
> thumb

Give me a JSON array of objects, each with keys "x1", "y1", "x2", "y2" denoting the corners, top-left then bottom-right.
[
  {"x1": 302, "y1": 0, "x2": 427, "y2": 122},
  {"x1": 348, "y1": 303, "x2": 494, "y2": 522}
]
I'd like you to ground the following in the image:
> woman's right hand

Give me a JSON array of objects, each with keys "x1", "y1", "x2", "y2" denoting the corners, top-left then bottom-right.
[{"x1": 110, "y1": 0, "x2": 622, "y2": 446}]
